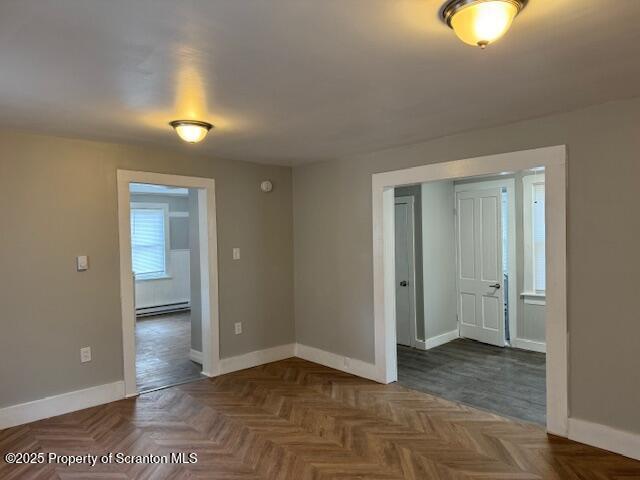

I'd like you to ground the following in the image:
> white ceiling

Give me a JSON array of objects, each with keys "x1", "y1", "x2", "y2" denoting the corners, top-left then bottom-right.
[{"x1": 1, "y1": 0, "x2": 639, "y2": 166}]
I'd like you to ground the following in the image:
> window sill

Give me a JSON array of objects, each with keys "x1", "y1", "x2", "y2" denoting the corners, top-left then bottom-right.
[
  {"x1": 135, "y1": 274, "x2": 172, "y2": 282},
  {"x1": 521, "y1": 292, "x2": 546, "y2": 305}
]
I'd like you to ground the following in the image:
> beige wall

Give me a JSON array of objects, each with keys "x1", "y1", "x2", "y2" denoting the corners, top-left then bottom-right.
[
  {"x1": 188, "y1": 189, "x2": 203, "y2": 352},
  {"x1": 0, "y1": 130, "x2": 294, "y2": 408},
  {"x1": 2, "y1": 96, "x2": 639, "y2": 436},
  {"x1": 293, "y1": 97, "x2": 640, "y2": 434},
  {"x1": 521, "y1": 303, "x2": 545, "y2": 342},
  {"x1": 420, "y1": 181, "x2": 457, "y2": 340}
]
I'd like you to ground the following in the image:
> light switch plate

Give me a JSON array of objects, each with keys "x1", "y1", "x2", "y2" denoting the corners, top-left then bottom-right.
[
  {"x1": 80, "y1": 346, "x2": 92, "y2": 363},
  {"x1": 76, "y1": 255, "x2": 89, "y2": 271},
  {"x1": 234, "y1": 322, "x2": 242, "y2": 335},
  {"x1": 232, "y1": 248, "x2": 240, "y2": 260}
]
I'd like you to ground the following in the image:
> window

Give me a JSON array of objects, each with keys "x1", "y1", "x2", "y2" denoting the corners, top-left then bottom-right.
[
  {"x1": 130, "y1": 204, "x2": 168, "y2": 280},
  {"x1": 523, "y1": 173, "x2": 545, "y2": 294},
  {"x1": 501, "y1": 188, "x2": 509, "y2": 275},
  {"x1": 532, "y1": 182, "x2": 545, "y2": 291}
]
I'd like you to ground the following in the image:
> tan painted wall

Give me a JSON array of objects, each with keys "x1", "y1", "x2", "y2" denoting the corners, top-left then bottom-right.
[
  {"x1": 188, "y1": 189, "x2": 203, "y2": 352},
  {"x1": 420, "y1": 181, "x2": 457, "y2": 340},
  {"x1": 0, "y1": 130, "x2": 294, "y2": 408},
  {"x1": 2, "y1": 96, "x2": 639, "y2": 436},
  {"x1": 293, "y1": 97, "x2": 640, "y2": 433}
]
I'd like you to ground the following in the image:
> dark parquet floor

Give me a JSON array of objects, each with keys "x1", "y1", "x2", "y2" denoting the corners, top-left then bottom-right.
[{"x1": 2, "y1": 358, "x2": 639, "y2": 479}]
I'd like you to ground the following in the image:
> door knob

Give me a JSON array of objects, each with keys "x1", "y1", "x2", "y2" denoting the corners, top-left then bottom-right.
[
  {"x1": 400, "y1": 281, "x2": 408, "y2": 287},
  {"x1": 489, "y1": 283, "x2": 501, "y2": 289}
]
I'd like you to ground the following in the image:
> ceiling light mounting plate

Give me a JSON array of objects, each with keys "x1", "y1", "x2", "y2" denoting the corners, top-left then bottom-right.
[{"x1": 441, "y1": 0, "x2": 527, "y2": 27}]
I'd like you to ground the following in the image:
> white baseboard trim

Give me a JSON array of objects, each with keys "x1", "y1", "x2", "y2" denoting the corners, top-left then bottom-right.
[
  {"x1": 294, "y1": 343, "x2": 378, "y2": 382},
  {"x1": 417, "y1": 329, "x2": 459, "y2": 350},
  {"x1": 189, "y1": 349, "x2": 203, "y2": 365},
  {"x1": 219, "y1": 343, "x2": 296, "y2": 375},
  {"x1": 414, "y1": 340, "x2": 427, "y2": 350},
  {"x1": 0, "y1": 381, "x2": 125, "y2": 430},
  {"x1": 0, "y1": 343, "x2": 375, "y2": 430},
  {"x1": 568, "y1": 418, "x2": 640, "y2": 461},
  {"x1": 511, "y1": 338, "x2": 547, "y2": 353}
]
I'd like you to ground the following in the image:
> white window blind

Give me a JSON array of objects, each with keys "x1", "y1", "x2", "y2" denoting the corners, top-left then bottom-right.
[
  {"x1": 131, "y1": 208, "x2": 166, "y2": 278},
  {"x1": 532, "y1": 183, "x2": 546, "y2": 291}
]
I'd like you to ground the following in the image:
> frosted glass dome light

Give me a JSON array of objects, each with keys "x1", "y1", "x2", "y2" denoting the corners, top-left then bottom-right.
[
  {"x1": 442, "y1": 0, "x2": 526, "y2": 49},
  {"x1": 169, "y1": 120, "x2": 213, "y2": 143}
]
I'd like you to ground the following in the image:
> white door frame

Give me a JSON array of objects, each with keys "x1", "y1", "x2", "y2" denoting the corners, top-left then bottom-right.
[
  {"x1": 394, "y1": 196, "x2": 418, "y2": 348},
  {"x1": 117, "y1": 170, "x2": 220, "y2": 397},
  {"x1": 372, "y1": 145, "x2": 567, "y2": 436},
  {"x1": 454, "y1": 179, "x2": 517, "y2": 346}
]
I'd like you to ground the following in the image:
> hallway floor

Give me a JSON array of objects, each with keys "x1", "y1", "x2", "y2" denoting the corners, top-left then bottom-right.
[
  {"x1": 136, "y1": 312, "x2": 204, "y2": 392},
  {"x1": 397, "y1": 338, "x2": 546, "y2": 425}
]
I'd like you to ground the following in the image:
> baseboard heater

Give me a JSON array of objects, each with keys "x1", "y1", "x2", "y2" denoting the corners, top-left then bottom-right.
[{"x1": 136, "y1": 301, "x2": 190, "y2": 317}]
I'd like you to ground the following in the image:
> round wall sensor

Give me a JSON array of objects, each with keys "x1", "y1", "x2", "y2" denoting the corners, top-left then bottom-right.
[{"x1": 260, "y1": 180, "x2": 273, "y2": 193}]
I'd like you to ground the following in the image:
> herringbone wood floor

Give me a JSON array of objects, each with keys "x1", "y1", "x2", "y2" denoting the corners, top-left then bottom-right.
[{"x1": 1, "y1": 358, "x2": 639, "y2": 479}]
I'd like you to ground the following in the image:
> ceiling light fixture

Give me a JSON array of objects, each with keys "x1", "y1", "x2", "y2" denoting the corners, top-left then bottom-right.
[
  {"x1": 169, "y1": 120, "x2": 213, "y2": 143},
  {"x1": 442, "y1": 0, "x2": 527, "y2": 49}
]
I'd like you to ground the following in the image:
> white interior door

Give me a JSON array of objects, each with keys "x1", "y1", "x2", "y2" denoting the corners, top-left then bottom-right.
[
  {"x1": 394, "y1": 197, "x2": 416, "y2": 347},
  {"x1": 456, "y1": 188, "x2": 505, "y2": 347}
]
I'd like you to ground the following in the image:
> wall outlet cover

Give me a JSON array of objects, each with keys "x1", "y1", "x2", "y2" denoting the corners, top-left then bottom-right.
[
  {"x1": 234, "y1": 322, "x2": 242, "y2": 335},
  {"x1": 80, "y1": 346, "x2": 92, "y2": 363},
  {"x1": 76, "y1": 255, "x2": 89, "y2": 271}
]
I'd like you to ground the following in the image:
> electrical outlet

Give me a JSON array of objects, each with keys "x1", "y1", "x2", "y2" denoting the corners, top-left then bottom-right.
[
  {"x1": 232, "y1": 248, "x2": 241, "y2": 260},
  {"x1": 234, "y1": 322, "x2": 242, "y2": 335},
  {"x1": 80, "y1": 346, "x2": 92, "y2": 363}
]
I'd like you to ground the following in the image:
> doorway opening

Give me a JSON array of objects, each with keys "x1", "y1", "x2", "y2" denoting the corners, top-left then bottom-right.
[
  {"x1": 129, "y1": 183, "x2": 204, "y2": 393},
  {"x1": 393, "y1": 170, "x2": 547, "y2": 425},
  {"x1": 372, "y1": 146, "x2": 567, "y2": 435},
  {"x1": 117, "y1": 171, "x2": 220, "y2": 398}
]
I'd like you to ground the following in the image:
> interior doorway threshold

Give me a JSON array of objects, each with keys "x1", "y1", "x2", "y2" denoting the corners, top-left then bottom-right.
[{"x1": 137, "y1": 374, "x2": 208, "y2": 395}]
